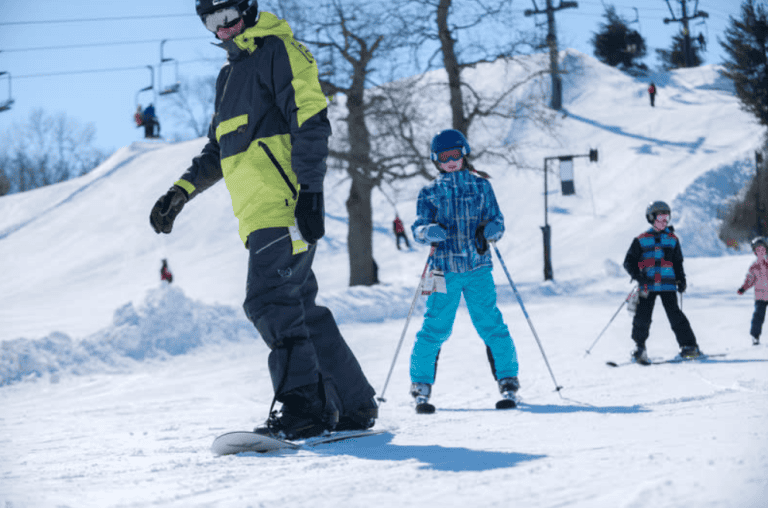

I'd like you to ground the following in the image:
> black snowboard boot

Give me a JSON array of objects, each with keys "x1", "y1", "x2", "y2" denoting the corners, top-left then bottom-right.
[
  {"x1": 680, "y1": 345, "x2": 703, "y2": 359},
  {"x1": 335, "y1": 397, "x2": 378, "y2": 431},
  {"x1": 254, "y1": 384, "x2": 338, "y2": 440},
  {"x1": 254, "y1": 409, "x2": 329, "y2": 440},
  {"x1": 631, "y1": 344, "x2": 650, "y2": 365},
  {"x1": 753, "y1": 335, "x2": 760, "y2": 346}
]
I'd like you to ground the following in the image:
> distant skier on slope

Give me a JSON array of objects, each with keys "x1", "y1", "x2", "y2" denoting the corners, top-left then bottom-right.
[
  {"x1": 393, "y1": 215, "x2": 410, "y2": 250},
  {"x1": 648, "y1": 82, "x2": 657, "y2": 107},
  {"x1": 409, "y1": 129, "x2": 520, "y2": 412},
  {"x1": 160, "y1": 259, "x2": 173, "y2": 284},
  {"x1": 623, "y1": 201, "x2": 702, "y2": 364},
  {"x1": 737, "y1": 237, "x2": 768, "y2": 346},
  {"x1": 148, "y1": 0, "x2": 377, "y2": 440}
]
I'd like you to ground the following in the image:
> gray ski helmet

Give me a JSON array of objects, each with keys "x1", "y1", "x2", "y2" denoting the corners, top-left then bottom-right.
[
  {"x1": 196, "y1": 0, "x2": 255, "y2": 17},
  {"x1": 751, "y1": 236, "x2": 768, "y2": 252},
  {"x1": 645, "y1": 200, "x2": 671, "y2": 224}
]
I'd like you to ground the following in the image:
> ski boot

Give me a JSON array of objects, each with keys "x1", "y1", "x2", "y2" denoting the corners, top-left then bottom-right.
[
  {"x1": 679, "y1": 345, "x2": 704, "y2": 359},
  {"x1": 631, "y1": 344, "x2": 651, "y2": 365},
  {"x1": 752, "y1": 335, "x2": 760, "y2": 346},
  {"x1": 496, "y1": 376, "x2": 520, "y2": 409},
  {"x1": 410, "y1": 382, "x2": 435, "y2": 414}
]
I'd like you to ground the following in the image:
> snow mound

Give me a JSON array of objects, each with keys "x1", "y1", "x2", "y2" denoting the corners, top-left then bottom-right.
[{"x1": 0, "y1": 285, "x2": 257, "y2": 386}]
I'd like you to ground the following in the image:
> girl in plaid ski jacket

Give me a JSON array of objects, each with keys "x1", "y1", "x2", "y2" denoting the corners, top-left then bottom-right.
[{"x1": 408, "y1": 129, "x2": 520, "y2": 408}]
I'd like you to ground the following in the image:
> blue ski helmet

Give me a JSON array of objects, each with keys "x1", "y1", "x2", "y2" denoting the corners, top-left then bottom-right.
[{"x1": 430, "y1": 129, "x2": 471, "y2": 162}]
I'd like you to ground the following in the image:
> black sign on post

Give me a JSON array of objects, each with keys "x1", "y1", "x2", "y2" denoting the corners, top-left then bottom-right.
[
  {"x1": 559, "y1": 156, "x2": 575, "y2": 195},
  {"x1": 540, "y1": 148, "x2": 599, "y2": 281}
]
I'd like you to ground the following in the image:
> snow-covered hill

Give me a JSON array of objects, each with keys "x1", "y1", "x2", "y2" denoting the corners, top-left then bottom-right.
[{"x1": 1, "y1": 50, "x2": 767, "y2": 507}]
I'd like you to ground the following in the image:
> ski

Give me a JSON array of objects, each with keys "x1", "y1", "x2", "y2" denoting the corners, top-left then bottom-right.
[
  {"x1": 415, "y1": 396, "x2": 518, "y2": 412},
  {"x1": 607, "y1": 353, "x2": 727, "y2": 367},
  {"x1": 415, "y1": 401, "x2": 436, "y2": 414},
  {"x1": 651, "y1": 353, "x2": 727, "y2": 365},
  {"x1": 496, "y1": 391, "x2": 518, "y2": 409}
]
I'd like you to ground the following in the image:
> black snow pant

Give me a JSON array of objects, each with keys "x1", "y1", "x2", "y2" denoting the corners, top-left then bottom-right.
[
  {"x1": 631, "y1": 291, "x2": 697, "y2": 349},
  {"x1": 243, "y1": 227, "x2": 375, "y2": 419},
  {"x1": 751, "y1": 300, "x2": 768, "y2": 339},
  {"x1": 396, "y1": 232, "x2": 410, "y2": 250}
]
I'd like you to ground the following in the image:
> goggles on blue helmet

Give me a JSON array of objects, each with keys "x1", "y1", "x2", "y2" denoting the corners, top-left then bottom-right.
[{"x1": 435, "y1": 148, "x2": 464, "y2": 163}]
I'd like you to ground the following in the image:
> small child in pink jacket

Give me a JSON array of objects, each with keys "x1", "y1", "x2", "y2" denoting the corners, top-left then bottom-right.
[{"x1": 738, "y1": 237, "x2": 768, "y2": 345}]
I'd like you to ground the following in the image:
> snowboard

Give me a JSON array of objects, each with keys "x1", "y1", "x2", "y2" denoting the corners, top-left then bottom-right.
[
  {"x1": 211, "y1": 428, "x2": 386, "y2": 456},
  {"x1": 606, "y1": 353, "x2": 727, "y2": 367}
]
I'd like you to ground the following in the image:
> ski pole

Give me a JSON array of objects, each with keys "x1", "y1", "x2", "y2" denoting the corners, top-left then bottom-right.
[
  {"x1": 490, "y1": 242, "x2": 563, "y2": 393},
  {"x1": 377, "y1": 244, "x2": 436, "y2": 404},
  {"x1": 584, "y1": 287, "x2": 637, "y2": 356}
]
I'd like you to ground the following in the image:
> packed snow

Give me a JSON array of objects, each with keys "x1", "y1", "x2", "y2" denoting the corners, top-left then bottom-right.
[{"x1": 1, "y1": 50, "x2": 767, "y2": 507}]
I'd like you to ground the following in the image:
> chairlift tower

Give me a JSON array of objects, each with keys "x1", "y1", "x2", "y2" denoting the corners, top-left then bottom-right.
[
  {"x1": 525, "y1": 0, "x2": 578, "y2": 111},
  {"x1": 663, "y1": 0, "x2": 709, "y2": 67},
  {"x1": 0, "y1": 72, "x2": 15, "y2": 113}
]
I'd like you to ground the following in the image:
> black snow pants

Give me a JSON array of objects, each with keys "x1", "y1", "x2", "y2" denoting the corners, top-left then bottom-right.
[
  {"x1": 631, "y1": 290, "x2": 697, "y2": 349},
  {"x1": 243, "y1": 227, "x2": 375, "y2": 419}
]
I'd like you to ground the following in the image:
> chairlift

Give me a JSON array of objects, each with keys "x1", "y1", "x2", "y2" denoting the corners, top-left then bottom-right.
[
  {"x1": 0, "y1": 72, "x2": 15, "y2": 113},
  {"x1": 135, "y1": 65, "x2": 155, "y2": 109},
  {"x1": 158, "y1": 40, "x2": 180, "y2": 96}
]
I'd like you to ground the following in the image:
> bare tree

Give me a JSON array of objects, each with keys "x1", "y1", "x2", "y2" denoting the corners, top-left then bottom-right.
[
  {"x1": 0, "y1": 109, "x2": 109, "y2": 194},
  {"x1": 288, "y1": 0, "x2": 432, "y2": 286},
  {"x1": 393, "y1": 0, "x2": 555, "y2": 167},
  {"x1": 165, "y1": 76, "x2": 217, "y2": 138}
]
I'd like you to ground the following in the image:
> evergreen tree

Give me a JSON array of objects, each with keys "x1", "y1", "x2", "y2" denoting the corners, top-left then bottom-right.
[
  {"x1": 720, "y1": 0, "x2": 768, "y2": 126},
  {"x1": 591, "y1": 5, "x2": 648, "y2": 74},
  {"x1": 656, "y1": 31, "x2": 704, "y2": 70}
]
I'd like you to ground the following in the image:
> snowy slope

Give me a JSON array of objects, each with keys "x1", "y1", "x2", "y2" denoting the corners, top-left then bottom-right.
[{"x1": 1, "y1": 51, "x2": 767, "y2": 507}]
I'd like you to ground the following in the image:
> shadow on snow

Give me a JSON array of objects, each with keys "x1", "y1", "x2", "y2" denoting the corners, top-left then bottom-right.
[{"x1": 242, "y1": 432, "x2": 547, "y2": 472}]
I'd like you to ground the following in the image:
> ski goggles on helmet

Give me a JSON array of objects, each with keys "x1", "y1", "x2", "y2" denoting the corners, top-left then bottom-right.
[
  {"x1": 202, "y1": 7, "x2": 242, "y2": 33},
  {"x1": 435, "y1": 148, "x2": 464, "y2": 163}
]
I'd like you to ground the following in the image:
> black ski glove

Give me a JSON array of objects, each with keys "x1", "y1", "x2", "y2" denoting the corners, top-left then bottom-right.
[
  {"x1": 295, "y1": 188, "x2": 325, "y2": 244},
  {"x1": 150, "y1": 185, "x2": 188, "y2": 234},
  {"x1": 677, "y1": 279, "x2": 687, "y2": 294}
]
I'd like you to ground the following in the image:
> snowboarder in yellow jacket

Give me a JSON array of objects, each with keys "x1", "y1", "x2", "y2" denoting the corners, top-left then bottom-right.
[{"x1": 149, "y1": 0, "x2": 376, "y2": 439}]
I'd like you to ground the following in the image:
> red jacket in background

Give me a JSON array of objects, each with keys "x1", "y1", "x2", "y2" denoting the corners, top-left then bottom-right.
[{"x1": 393, "y1": 217, "x2": 405, "y2": 234}]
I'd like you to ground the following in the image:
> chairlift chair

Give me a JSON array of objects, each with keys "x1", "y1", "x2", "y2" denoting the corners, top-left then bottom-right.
[
  {"x1": 135, "y1": 65, "x2": 155, "y2": 111},
  {"x1": 0, "y1": 72, "x2": 15, "y2": 113},
  {"x1": 158, "y1": 40, "x2": 180, "y2": 96}
]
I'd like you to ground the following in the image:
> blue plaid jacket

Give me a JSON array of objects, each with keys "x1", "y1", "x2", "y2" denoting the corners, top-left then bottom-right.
[{"x1": 412, "y1": 169, "x2": 504, "y2": 273}]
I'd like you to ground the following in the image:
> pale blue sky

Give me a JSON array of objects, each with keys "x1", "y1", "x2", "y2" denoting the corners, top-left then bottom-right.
[{"x1": 0, "y1": 0, "x2": 746, "y2": 153}]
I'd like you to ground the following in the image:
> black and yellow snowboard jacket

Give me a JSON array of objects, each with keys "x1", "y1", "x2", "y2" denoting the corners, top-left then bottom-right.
[{"x1": 174, "y1": 12, "x2": 331, "y2": 247}]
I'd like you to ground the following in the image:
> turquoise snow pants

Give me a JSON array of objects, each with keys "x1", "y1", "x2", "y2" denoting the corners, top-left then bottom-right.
[{"x1": 410, "y1": 266, "x2": 519, "y2": 384}]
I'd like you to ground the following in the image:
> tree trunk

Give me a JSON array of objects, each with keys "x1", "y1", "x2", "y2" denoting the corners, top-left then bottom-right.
[
  {"x1": 345, "y1": 59, "x2": 377, "y2": 286},
  {"x1": 436, "y1": 0, "x2": 468, "y2": 134},
  {"x1": 346, "y1": 173, "x2": 376, "y2": 286}
]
